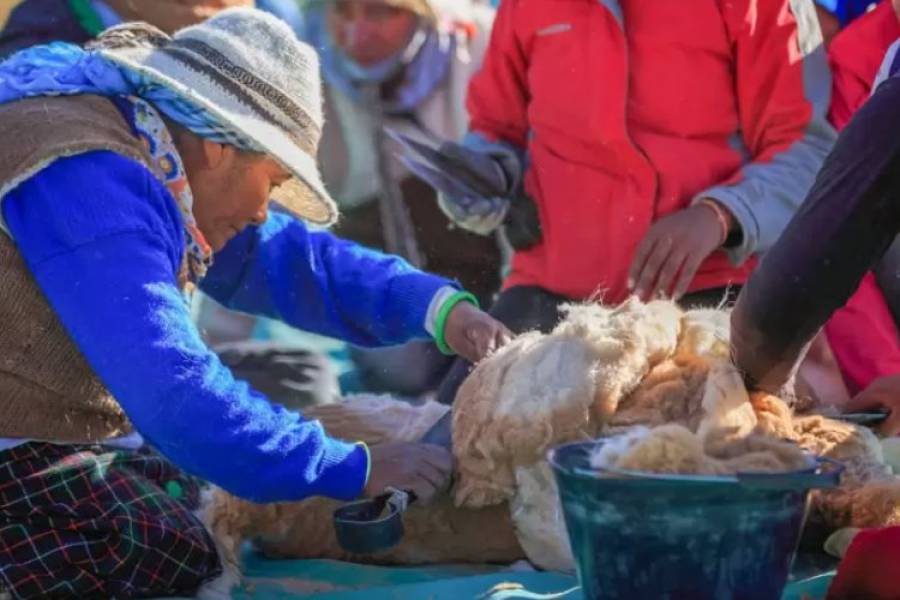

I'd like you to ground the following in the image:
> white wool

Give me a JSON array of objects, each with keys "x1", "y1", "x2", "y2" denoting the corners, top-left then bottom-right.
[
  {"x1": 453, "y1": 331, "x2": 602, "y2": 507},
  {"x1": 509, "y1": 463, "x2": 574, "y2": 572},
  {"x1": 454, "y1": 298, "x2": 694, "y2": 567},
  {"x1": 697, "y1": 361, "x2": 757, "y2": 441},
  {"x1": 676, "y1": 308, "x2": 731, "y2": 361},
  {"x1": 589, "y1": 426, "x2": 653, "y2": 470},
  {"x1": 454, "y1": 298, "x2": 685, "y2": 508},
  {"x1": 556, "y1": 299, "x2": 682, "y2": 416},
  {"x1": 453, "y1": 297, "x2": 790, "y2": 568},
  {"x1": 493, "y1": 335, "x2": 596, "y2": 421}
]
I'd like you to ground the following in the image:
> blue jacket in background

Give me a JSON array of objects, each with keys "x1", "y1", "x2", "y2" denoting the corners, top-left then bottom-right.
[{"x1": 815, "y1": 0, "x2": 879, "y2": 26}]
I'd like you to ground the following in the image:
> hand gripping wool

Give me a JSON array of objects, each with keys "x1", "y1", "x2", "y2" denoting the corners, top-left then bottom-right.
[
  {"x1": 452, "y1": 299, "x2": 683, "y2": 508},
  {"x1": 198, "y1": 394, "x2": 524, "y2": 594}
]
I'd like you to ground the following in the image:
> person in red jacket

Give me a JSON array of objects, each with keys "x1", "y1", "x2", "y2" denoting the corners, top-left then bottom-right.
[{"x1": 421, "y1": 0, "x2": 835, "y2": 405}]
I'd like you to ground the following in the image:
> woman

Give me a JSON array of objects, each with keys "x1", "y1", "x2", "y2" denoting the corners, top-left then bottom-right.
[{"x1": 0, "y1": 9, "x2": 508, "y2": 598}]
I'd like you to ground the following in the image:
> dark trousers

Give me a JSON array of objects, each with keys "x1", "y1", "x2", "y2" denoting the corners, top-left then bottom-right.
[{"x1": 434, "y1": 285, "x2": 739, "y2": 406}]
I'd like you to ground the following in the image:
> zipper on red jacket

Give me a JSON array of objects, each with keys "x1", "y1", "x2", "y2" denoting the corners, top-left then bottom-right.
[{"x1": 613, "y1": 5, "x2": 660, "y2": 217}]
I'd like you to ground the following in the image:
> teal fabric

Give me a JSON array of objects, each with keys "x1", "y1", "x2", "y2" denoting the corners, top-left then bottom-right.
[{"x1": 155, "y1": 548, "x2": 835, "y2": 599}]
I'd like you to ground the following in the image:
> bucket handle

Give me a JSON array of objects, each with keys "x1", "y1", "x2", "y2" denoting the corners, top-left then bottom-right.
[{"x1": 736, "y1": 457, "x2": 844, "y2": 491}]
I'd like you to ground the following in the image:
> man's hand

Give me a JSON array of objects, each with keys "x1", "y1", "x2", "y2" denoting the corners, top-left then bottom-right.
[
  {"x1": 443, "y1": 302, "x2": 513, "y2": 363},
  {"x1": 364, "y1": 442, "x2": 453, "y2": 504},
  {"x1": 844, "y1": 374, "x2": 900, "y2": 436},
  {"x1": 628, "y1": 202, "x2": 730, "y2": 301}
]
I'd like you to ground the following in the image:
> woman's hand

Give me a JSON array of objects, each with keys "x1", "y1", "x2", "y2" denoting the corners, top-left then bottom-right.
[
  {"x1": 364, "y1": 442, "x2": 453, "y2": 504},
  {"x1": 443, "y1": 302, "x2": 513, "y2": 363}
]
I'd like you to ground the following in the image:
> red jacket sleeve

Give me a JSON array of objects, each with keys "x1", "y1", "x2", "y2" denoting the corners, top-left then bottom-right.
[
  {"x1": 700, "y1": 0, "x2": 836, "y2": 265},
  {"x1": 465, "y1": 0, "x2": 530, "y2": 148},
  {"x1": 828, "y1": 527, "x2": 900, "y2": 600},
  {"x1": 829, "y1": 49, "x2": 873, "y2": 131},
  {"x1": 828, "y1": 0, "x2": 900, "y2": 131}
]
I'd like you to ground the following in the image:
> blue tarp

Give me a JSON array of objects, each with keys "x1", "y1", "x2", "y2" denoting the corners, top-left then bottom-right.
[{"x1": 159, "y1": 548, "x2": 836, "y2": 599}]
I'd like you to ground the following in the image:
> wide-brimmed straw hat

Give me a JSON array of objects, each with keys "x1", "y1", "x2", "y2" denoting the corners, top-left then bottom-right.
[{"x1": 96, "y1": 8, "x2": 338, "y2": 226}]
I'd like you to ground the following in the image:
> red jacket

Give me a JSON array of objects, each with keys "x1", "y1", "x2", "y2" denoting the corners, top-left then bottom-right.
[
  {"x1": 828, "y1": 527, "x2": 900, "y2": 599},
  {"x1": 828, "y1": 0, "x2": 900, "y2": 129},
  {"x1": 467, "y1": 0, "x2": 835, "y2": 301}
]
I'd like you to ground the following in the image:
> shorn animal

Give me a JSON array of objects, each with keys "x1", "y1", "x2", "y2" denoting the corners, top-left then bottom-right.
[{"x1": 199, "y1": 298, "x2": 900, "y2": 590}]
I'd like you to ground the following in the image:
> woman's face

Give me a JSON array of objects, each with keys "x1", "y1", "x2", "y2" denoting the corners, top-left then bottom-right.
[
  {"x1": 326, "y1": 0, "x2": 419, "y2": 67},
  {"x1": 186, "y1": 143, "x2": 291, "y2": 252}
]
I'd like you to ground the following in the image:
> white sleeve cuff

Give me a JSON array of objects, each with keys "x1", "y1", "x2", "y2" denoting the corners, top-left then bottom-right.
[{"x1": 424, "y1": 286, "x2": 460, "y2": 337}]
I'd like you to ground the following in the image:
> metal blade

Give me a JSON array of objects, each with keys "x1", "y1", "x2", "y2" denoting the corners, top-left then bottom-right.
[
  {"x1": 387, "y1": 129, "x2": 455, "y2": 171},
  {"x1": 386, "y1": 128, "x2": 507, "y2": 197},
  {"x1": 441, "y1": 141, "x2": 509, "y2": 194},
  {"x1": 397, "y1": 154, "x2": 485, "y2": 200},
  {"x1": 385, "y1": 126, "x2": 438, "y2": 155}
]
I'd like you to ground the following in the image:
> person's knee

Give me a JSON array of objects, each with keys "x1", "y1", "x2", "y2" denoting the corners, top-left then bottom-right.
[{"x1": 216, "y1": 341, "x2": 340, "y2": 409}]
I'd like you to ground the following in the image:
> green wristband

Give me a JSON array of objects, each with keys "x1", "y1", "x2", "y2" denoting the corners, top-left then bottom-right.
[
  {"x1": 434, "y1": 291, "x2": 479, "y2": 356},
  {"x1": 68, "y1": 0, "x2": 106, "y2": 36}
]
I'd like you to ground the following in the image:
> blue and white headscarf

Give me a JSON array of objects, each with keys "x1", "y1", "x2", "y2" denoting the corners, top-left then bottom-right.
[{"x1": 0, "y1": 41, "x2": 259, "y2": 151}]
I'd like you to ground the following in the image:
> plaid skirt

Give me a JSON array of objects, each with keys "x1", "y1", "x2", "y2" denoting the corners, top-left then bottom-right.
[{"x1": 0, "y1": 442, "x2": 222, "y2": 599}]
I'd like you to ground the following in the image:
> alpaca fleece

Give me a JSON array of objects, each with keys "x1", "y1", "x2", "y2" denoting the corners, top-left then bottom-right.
[
  {"x1": 452, "y1": 299, "x2": 683, "y2": 508},
  {"x1": 449, "y1": 299, "x2": 899, "y2": 569},
  {"x1": 589, "y1": 425, "x2": 811, "y2": 476},
  {"x1": 204, "y1": 298, "x2": 900, "y2": 577}
]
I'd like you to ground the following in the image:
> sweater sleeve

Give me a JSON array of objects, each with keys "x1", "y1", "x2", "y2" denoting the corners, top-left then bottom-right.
[
  {"x1": 0, "y1": 151, "x2": 368, "y2": 503},
  {"x1": 700, "y1": 0, "x2": 837, "y2": 264},
  {"x1": 731, "y1": 74, "x2": 900, "y2": 393},
  {"x1": 199, "y1": 209, "x2": 456, "y2": 348}
]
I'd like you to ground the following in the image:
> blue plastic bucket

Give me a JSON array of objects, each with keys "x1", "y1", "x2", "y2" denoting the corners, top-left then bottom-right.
[{"x1": 548, "y1": 441, "x2": 843, "y2": 600}]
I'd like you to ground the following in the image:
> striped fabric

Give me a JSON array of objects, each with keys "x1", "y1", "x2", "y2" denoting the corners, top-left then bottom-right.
[{"x1": 0, "y1": 443, "x2": 221, "y2": 599}]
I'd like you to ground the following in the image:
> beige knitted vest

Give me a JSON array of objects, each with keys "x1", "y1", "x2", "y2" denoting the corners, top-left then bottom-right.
[{"x1": 0, "y1": 95, "x2": 183, "y2": 443}]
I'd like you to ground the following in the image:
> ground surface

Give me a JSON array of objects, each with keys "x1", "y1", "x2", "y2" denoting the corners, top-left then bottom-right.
[{"x1": 155, "y1": 548, "x2": 835, "y2": 599}]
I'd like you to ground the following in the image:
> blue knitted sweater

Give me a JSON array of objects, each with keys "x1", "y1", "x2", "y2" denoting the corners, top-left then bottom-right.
[{"x1": 1, "y1": 150, "x2": 451, "y2": 503}]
